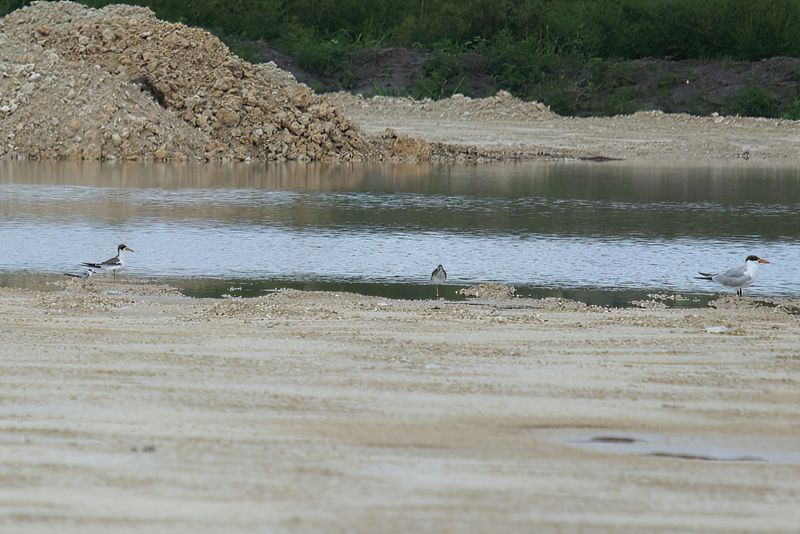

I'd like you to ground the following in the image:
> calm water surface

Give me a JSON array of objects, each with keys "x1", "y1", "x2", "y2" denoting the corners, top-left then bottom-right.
[{"x1": 0, "y1": 161, "x2": 798, "y2": 300}]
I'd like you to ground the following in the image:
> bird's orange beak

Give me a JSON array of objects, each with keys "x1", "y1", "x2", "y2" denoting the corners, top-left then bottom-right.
[{"x1": 758, "y1": 258, "x2": 770, "y2": 264}]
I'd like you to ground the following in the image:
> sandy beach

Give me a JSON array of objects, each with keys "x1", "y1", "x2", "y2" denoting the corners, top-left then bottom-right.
[
  {"x1": 2, "y1": 280, "x2": 799, "y2": 532},
  {"x1": 3, "y1": 3, "x2": 800, "y2": 532}
]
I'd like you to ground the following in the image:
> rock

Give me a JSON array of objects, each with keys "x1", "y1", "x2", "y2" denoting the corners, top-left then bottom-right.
[
  {"x1": 291, "y1": 86, "x2": 313, "y2": 110},
  {"x1": 82, "y1": 143, "x2": 102, "y2": 160},
  {"x1": 183, "y1": 95, "x2": 201, "y2": 110},
  {"x1": 215, "y1": 108, "x2": 240, "y2": 127}
]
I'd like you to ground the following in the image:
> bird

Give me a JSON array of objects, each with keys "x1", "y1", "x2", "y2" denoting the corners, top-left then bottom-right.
[
  {"x1": 430, "y1": 264, "x2": 447, "y2": 299},
  {"x1": 696, "y1": 255, "x2": 770, "y2": 297},
  {"x1": 81, "y1": 243, "x2": 134, "y2": 279},
  {"x1": 64, "y1": 269, "x2": 94, "y2": 279}
]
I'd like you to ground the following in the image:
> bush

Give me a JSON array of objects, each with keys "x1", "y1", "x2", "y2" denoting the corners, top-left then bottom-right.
[
  {"x1": 781, "y1": 99, "x2": 800, "y2": 120},
  {"x1": 730, "y1": 81, "x2": 778, "y2": 117},
  {"x1": 413, "y1": 45, "x2": 466, "y2": 99}
]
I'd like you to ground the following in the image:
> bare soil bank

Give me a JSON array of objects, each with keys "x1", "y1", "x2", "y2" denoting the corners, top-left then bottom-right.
[
  {"x1": 1, "y1": 280, "x2": 799, "y2": 531},
  {"x1": 3, "y1": 2, "x2": 800, "y2": 164},
  {"x1": 329, "y1": 91, "x2": 800, "y2": 163}
]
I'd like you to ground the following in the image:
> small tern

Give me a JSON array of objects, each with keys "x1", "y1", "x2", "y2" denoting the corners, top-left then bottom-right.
[
  {"x1": 81, "y1": 243, "x2": 134, "y2": 279},
  {"x1": 64, "y1": 269, "x2": 94, "y2": 279},
  {"x1": 696, "y1": 255, "x2": 770, "y2": 297},
  {"x1": 430, "y1": 264, "x2": 447, "y2": 299}
]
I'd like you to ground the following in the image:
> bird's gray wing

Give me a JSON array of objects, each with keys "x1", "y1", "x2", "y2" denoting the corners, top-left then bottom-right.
[
  {"x1": 81, "y1": 254, "x2": 120, "y2": 268},
  {"x1": 721, "y1": 265, "x2": 747, "y2": 278},
  {"x1": 716, "y1": 265, "x2": 751, "y2": 286}
]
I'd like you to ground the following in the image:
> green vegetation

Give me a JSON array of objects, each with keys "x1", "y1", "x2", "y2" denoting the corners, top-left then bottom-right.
[
  {"x1": 730, "y1": 80, "x2": 778, "y2": 118},
  {"x1": 781, "y1": 99, "x2": 800, "y2": 120},
  {"x1": 4, "y1": 0, "x2": 800, "y2": 117}
]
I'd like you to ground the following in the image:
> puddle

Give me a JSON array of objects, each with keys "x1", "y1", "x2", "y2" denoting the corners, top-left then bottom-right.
[
  {"x1": 648, "y1": 452, "x2": 764, "y2": 462},
  {"x1": 558, "y1": 431, "x2": 800, "y2": 464},
  {"x1": 0, "y1": 272, "x2": 720, "y2": 307},
  {"x1": 588, "y1": 435, "x2": 639, "y2": 444}
]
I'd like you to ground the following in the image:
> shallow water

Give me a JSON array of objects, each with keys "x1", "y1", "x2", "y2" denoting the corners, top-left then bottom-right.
[
  {"x1": 562, "y1": 431, "x2": 800, "y2": 465},
  {"x1": 1, "y1": 160, "x2": 798, "y2": 299}
]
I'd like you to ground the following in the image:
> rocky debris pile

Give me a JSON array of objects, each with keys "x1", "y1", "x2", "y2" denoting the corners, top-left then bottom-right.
[
  {"x1": 0, "y1": 29, "x2": 216, "y2": 161},
  {"x1": 255, "y1": 61, "x2": 300, "y2": 89},
  {"x1": 372, "y1": 128, "x2": 567, "y2": 163},
  {"x1": 374, "y1": 129, "x2": 433, "y2": 162},
  {"x1": 457, "y1": 283, "x2": 517, "y2": 300},
  {"x1": 428, "y1": 141, "x2": 568, "y2": 162},
  {"x1": 0, "y1": 1, "x2": 375, "y2": 162},
  {"x1": 329, "y1": 90, "x2": 555, "y2": 123}
]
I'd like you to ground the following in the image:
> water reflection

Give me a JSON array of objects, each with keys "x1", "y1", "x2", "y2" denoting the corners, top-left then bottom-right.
[{"x1": 0, "y1": 161, "x2": 798, "y2": 297}]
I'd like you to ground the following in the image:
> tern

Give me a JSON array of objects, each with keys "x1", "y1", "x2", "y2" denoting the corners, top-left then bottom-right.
[
  {"x1": 81, "y1": 243, "x2": 134, "y2": 279},
  {"x1": 696, "y1": 255, "x2": 770, "y2": 296},
  {"x1": 430, "y1": 264, "x2": 447, "y2": 299},
  {"x1": 64, "y1": 269, "x2": 94, "y2": 279}
]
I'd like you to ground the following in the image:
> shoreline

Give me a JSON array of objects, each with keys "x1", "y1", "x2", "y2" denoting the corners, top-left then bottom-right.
[
  {"x1": 2, "y1": 281, "x2": 799, "y2": 531},
  {"x1": 2, "y1": 272, "x2": 795, "y2": 306}
]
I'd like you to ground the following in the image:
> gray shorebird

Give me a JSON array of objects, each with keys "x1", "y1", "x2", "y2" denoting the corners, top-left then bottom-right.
[
  {"x1": 696, "y1": 255, "x2": 769, "y2": 297},
  {"x1": 430, "y1": 264, "x2": 447, "y2": 299},
  {"x1": 81, "y1": 243, "x2": 134, "y2": 279}
]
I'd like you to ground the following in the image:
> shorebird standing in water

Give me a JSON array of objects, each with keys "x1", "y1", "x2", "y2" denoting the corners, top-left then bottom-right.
[
  {"x1": 430, "y1": 264, "x2": 447, "y2": 299},
  {"x1": 81, "y1": 243, "x2": 134, "y2": 279},
  {"x1": 696, "y1": 255, "x2": 770, "y2": 297}
]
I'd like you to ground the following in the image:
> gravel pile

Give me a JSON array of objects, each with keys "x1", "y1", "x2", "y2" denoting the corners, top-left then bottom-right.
[
  {"x1": 329, "y1": 90, "x2": 555, "y2": 123},
  {"x1": 0, "y1": 1, "x2": 375, "y2": 162}
]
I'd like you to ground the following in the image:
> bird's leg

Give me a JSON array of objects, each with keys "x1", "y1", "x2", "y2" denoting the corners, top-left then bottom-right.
[
  {"x1": 435, "y1": 285, "x2": 439, "y2": 299},
  {"x1": 113, "y1": 270, "x2": 116, "y2": 280}
]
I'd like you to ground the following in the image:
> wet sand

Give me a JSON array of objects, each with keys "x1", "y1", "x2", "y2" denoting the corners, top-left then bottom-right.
[{"x1": 1, "y1": 280, "x2": 800, "y2": 532}]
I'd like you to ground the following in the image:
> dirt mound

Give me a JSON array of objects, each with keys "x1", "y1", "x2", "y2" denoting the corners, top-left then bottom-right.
[
  {"x1": 329, "y1": 90, "x2": 555, "y2": 123},
  {"x1": 0, "y1": 1, "x2": 374, "y2": 162},
  {"x1": 0, "y1": 27, "x2": 216, "y2": 161}
]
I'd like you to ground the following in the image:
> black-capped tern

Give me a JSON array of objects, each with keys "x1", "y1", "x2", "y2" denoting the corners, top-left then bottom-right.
[
  {"x1": 81, "y1": 243, "x2": 134, "y2": 279},
  {"x1": 696, "y1": 255, "x2": 770, "y2": 297}
]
